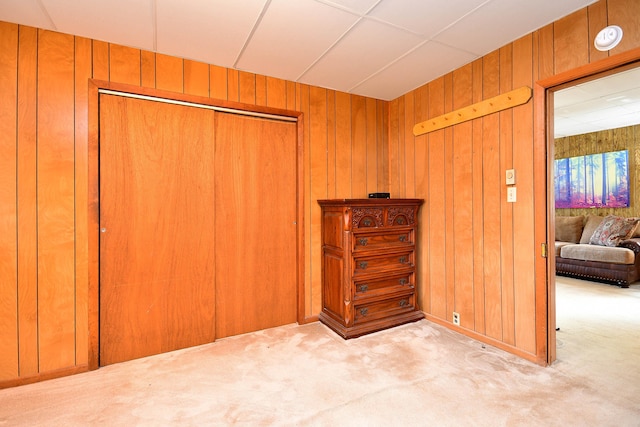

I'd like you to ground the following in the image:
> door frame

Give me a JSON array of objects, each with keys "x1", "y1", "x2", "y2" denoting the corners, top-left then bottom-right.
[
  {"x1": 87, "y1": 80, "x2": 305, "y2": 370},
  {"x1": 536, "y1": 47, "x2": 640, "y2": 365}
]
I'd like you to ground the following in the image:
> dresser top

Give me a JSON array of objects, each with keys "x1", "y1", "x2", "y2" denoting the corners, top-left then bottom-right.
[{"x1": 318, "y1": 198, "x2": 423, "y2": 207}]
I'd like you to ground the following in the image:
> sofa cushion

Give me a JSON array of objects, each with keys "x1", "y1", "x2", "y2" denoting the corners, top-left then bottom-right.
[
  {"x1": 560, "y1": 244, "x2": 636, "y2": 265},
  {"x1": 589, "y1": 215, "x2": 640, "y2": 247},
  {"x1": 580, "y1": 215, "x2": 605, "y2": 244},
  {"x1": 554, "y1": 241, "x2": 574, "y2": 256},
  {"x1": 555, "y1": 215, "x2": 584, "y2": 243}
]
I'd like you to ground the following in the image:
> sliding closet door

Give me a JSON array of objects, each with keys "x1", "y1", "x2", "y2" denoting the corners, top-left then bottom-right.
[
  {"x1": 214, "y1": 113, "x2": 297, "y2": 338},
  {"x1": 99, "y1": 95, "x2": 215, "y2": 366}
]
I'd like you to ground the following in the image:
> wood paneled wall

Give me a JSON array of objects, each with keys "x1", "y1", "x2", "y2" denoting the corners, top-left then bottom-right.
[
  {"x1": 2, "y1": 0, "x2": 640, "y2": 385},
  {"x1": 0, "y1": 22, "x2": 388, "y2": 385},
  {"x1": 389, "y1": 0, "x2": 640, "y2": 362},
  {"x1": 555, "y1": 124, "x2": 640, "y2": 217}
]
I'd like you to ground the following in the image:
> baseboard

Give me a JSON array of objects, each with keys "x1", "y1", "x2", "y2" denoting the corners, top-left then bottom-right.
[{"x1": 0, "y1": 365, "x2": 89, "y2": 389}]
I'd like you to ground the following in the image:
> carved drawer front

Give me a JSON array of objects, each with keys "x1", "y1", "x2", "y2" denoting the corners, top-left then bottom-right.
[
  {"x1": 353, "y1": 250, "x2": 414, "y2": 276},
  {"x1": 387, "y1": 207, "x2": 416, "y2": 227},
  {"x1": 351, "y1": 208, "x2": 384, "y2": 229},
  {"x1": 353, "y1": 230, "x2": 413, "y2": 252},
  {"x1": 354, "y1": 294, "x2": 416, "y2": 324},
  {"x1": 353, "y1": 273, "x2": 414, "y2": 300}
]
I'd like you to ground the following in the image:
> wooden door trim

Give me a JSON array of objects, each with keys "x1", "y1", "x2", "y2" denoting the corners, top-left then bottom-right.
[
  {"x1": 87, "y1": 80, "x2": 305, "y2": 370},
  {"x1": 534, "y1": 47, "x2": 640, "y2": 366}
]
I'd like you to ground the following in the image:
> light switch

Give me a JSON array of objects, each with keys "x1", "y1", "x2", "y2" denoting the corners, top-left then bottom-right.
[
  {"x1": 506, "y1": 169, "x2": 516, "y2": 185},
  {"x1": 507, "y1": 187, "x2": 517, "y2": 202}
]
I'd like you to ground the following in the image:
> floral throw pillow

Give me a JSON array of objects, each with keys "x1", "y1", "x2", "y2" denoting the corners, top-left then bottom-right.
[{"x1": 589, "y1": 215, "x2": 640, "y2": 247}]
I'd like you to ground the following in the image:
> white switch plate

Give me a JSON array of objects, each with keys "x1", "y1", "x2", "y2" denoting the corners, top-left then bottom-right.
[
  {"x1": 506, "y1": 169, "x2": 516, "y2": 185},
  {"x1": 507, "y1": 187, "x2": 517, "y2": 202}
]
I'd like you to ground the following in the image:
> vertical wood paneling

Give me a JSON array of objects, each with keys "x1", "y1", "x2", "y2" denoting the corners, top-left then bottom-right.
[
  {"x1": 404, "y1": 93, "x2": 416, "y2": 197},
  {"x1": 471, "y1": 58, "x2": 485, "y2": 334},
  {"x1": 397, "y1": 96, "x2": 407, "y2": 197},
  {"x1": 210, "y1": 65, "x2": 227, "y2": 100},
  {"x1": 499, "y1": 44, "x2": 515, "y2": 345},
  {"x1": 239, "y1": 71, "x2": 256, "y2": 104},
  {"x1": 309, "y1": 86, "x2": 327, "y2": 316},
  {"x1": 452, "y1": 65, "x2": 474, "y2": 329},
  {"x1": 482, "y1": 51, "x2": 502, "y2": 340},
  {"x1": 297, "y1": 84, "x2": 312, "y2": 315},
  {"x1": 335, "y1": 92, "x2": 352, "y2": 197},
  {"x1": 17, "y1": 25, "x2": 39, "y2": 377},
  {"x1": 184, "y1": 59, "x2": 209, "y2": 97},
  {"x1": 156, "y1": 53, "x2": 183, "y2": 93},
  {"x1": 227, "y1": 69, "x2": 239, "y2": 102},
  {"x1": 351, "y1": 96, "x2": 367, "y2": 197},
  {"x1": 255, "y1": 74, "x2": 267, "y2": 106},
  {"x1": 512, "y1": 35, "x2": 536, "y2": 354},
  {"x1": 414, "y1": 85, "x2": 429, "y2": 310},
  {"x1": 428, "y1": 77, "x2": 446, "y2": 319},
  {"x1": 109, "y1": 45, "x2": 141, "y2": 86},
  {"x1": 37, "y1": 29, "x2": 76, "y2": 372},
  {"x1": 366, "y1": 98, "x2": 378, "y2": 194},
  {"x1": 0, "y1": 21, "x2": 19, "y2": 380},
  {"x1": 326, "y1": 90, "x2": 337, "y2": 198},
  {"x1": 4, "y1": 0, "x2": 640, "y2": 383},
  {"x1": 286, "y1": 81, "x2": 297, "y2": 111},
  {"x1": 587, "y1": 1, "x2": 609, "y2": 63},
  {"x1": 141, "y1": 50, "x2": 156, "y2": 88},
  {"x1": 444, "y1": 74, "x2": 456, "y2": 322},
  {"x1": 92, "y1": 40, "x2": 109, "y2": 81},
  {"x1": 608, "y1": 0, "x2": 640, "y2": 54},
  {"x1": 554, "y1": 9, "x2": 589, "y2": 74},
  {"x1": 266, "y1": 77, "x2": 287, "y2": 109},
  {"x1": 74, "y1": 36, "x2": 92, "y2": 367},
  {"x1": 538, "y1": 24, "x2": 555, "y2": 81},
  {"x1": 376, "y1": 100, "x2": 389, "y2": 191},
  {"x1": 388, "y1": 99, "x2": 400, "y2": 197}
]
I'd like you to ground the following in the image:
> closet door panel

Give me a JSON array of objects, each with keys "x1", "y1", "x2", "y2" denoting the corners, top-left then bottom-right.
[
  {"x1": 99, "y1": 95, "x2": 215, "y2": 366},
  {"x1": 215, "y1": 113, "x2": 297, "y2": 338}
]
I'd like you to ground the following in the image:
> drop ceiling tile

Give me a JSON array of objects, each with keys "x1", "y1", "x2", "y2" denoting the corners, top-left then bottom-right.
[
  {"x1": 368, "y1": 0, "x2": 486, "y2": 38},
  {"x1": 40, "y1": 0, "x2": 154, "y2": 49},
  {"x1": 352, "y1": 41, "x2": 477, "y2": 100},
  {"x1": 157, "y1": 0, "x2": 266, "y2": 67},
  {"x1": 434, "y1": 0, "x2": 596, "y2": 56},
  {"x1": 0, "y1": 0, "x2": 55, "y2": 30},
  {"x1": 300, "y1": 18, "x2": 423, "y2": 93},
  {"x1": 236, "y1": 0, "x2": 359, "y2": 81}
]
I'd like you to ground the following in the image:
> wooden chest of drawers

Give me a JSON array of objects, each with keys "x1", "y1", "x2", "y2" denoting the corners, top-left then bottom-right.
[{"x1": 318, "y1": 199, "x2": 424, "y2": 338}]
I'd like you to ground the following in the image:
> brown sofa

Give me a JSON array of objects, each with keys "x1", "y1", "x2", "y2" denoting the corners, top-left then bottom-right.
[{"x1": 555, "y1": 215, "x2": 640, "y2": 288}]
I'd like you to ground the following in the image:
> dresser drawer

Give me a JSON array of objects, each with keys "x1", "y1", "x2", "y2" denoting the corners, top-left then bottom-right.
[
  {"x1": 354, "y1": 294, "x2": 415, "y2": 324},
  {"x1": 353, "y1": 273, "x2": 414, "y2": 300},
  {"x1": 353, "y1": 229, "x2": 413, "y2": 252},
  {"x1": 353, "y1": 250, "x2": 414, "y2": 276}
]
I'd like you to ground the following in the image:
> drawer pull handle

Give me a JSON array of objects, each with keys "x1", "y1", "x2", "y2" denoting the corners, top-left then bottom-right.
[
  {"x1": 399, "y1": 299, "x2": 408, "y2": 307},
  {"x1": 363, "y1": 218, "x2": 373, "y2": 227},
  {"x1": 359, "y1": 284, "x2": 368, "y2": 292},
  {"x1": 358, "y1": 238, "x2": 368, "y2": 246},
  {"x1": 360, "y1": 308, "x2": 369, "y2": 316},
  {"x1": 396, "y1": 217, "x2": 405, "y2": 225},
  {"x1": 399, "y1": 235, "x2": 407, "y2": 242},
  {"x1": 399, "y1": 278, "x2": 407, "y2": 285},
  {"x1": 399, "y1": 256, "x2": 407, "y2": 264},
  {"x1": 359, "y1": 261, "x2": 368, "y2": 270}
]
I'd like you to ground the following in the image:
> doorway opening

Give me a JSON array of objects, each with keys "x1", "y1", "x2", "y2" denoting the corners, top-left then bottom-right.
[{"x1": 540, "y1": 52, "x2": 640, "y2": 364}]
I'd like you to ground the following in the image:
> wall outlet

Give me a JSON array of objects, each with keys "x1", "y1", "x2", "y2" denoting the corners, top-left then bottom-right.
[{"x1": 453, "y1": 312, "x2": 460, "y2": 326}]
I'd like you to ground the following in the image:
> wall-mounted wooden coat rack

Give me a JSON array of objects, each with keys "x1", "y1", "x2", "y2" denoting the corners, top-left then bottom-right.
[{"x1": 412, "y1": 86, "x2": 532, "y2": 136}]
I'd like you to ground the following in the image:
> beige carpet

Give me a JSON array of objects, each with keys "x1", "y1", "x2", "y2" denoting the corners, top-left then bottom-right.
[{"x1": 1, "y1": 276, "x2": 639, "y2": 426}]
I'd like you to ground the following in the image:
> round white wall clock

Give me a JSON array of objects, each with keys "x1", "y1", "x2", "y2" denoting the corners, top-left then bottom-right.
[{"x1": 594, "y1": 25, "x2": 623, "y2": 51}]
